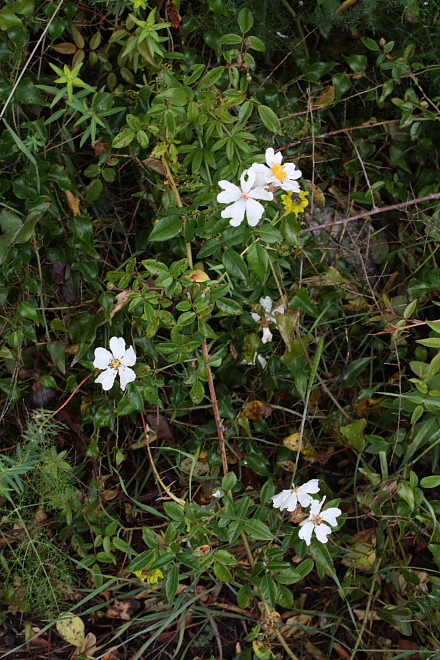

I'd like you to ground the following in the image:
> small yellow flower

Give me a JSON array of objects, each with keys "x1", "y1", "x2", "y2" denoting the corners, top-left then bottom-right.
[
  {"x1": 281, "y1": 190, "x2": 309, "y2": 217},
  {"x1": 133, "y1": 569, "x2": 164, "y2": 585}
]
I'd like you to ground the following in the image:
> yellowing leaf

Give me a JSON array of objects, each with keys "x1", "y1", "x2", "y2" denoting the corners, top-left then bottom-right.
[
  {"x1": 65, "y1": 190, "x2": 81, "y2": 216},
  {"x1": 283, "y1": 433, "x2": 318, "y2": 458},
  {"x1": 188, "y1": 269, "x2": 210, "y2": 283},
  {"x1": 242, "y1": 400, "x2": 273, "y2": 420},
  {"x1": 52, "y1": 42, "x2": 77, "y2": 55},
  {"x1": 304, "y1": 180, "x2": 326, "y2": 208},
  {"x1": 56, "y1": 612, "x2": 85, "y2": 648},
  {"x1": 314, "y1": 85, "x2": 335, "y2": 107}
]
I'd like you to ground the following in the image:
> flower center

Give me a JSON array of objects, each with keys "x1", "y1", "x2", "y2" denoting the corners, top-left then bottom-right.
[
  {"x1": 272, "y1": 162, "x2": 288, "y2": 182},
  {"x1": 109, "y1": 358, "x2": 123, "y2": 370},
  {"x1": 242, "y1": 192, "x2": 249, "y2": 200},
  {"x1": 312, "y1": 515, "x2": 323, "y2": 526}
]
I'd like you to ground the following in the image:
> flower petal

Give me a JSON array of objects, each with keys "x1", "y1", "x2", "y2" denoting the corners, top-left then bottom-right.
[
  {"x1": 248, "y1": 186, "x2": 273, "y2": 201},
  {"x1": 284, "y1": 164, "x2": 302, "y2": 178},
  {"x1": 110, "y1": 337, "x2": 126, "y2": 360},
  {"x1": 272, "y1": 490, "x2": 296, "y2": 511},
  {"x1": 251, "y1": 163, "x2": 271, "y2": 187},
  {"x1": 245, "y1": 198, "x2": 265, "y2": 227},
  {"x1": 314, "y1": 523, "x2": 332, "y2": 544},
  {"x1": 217, "y1": 180, "x2": 242, "y2": 204},
  {"x1": 95, "y1": 368, "x2": 117, "y2": 391},
  {"x1": 265, "y1": 148, "x2": 282, "y2": 167},
  {"x1": 259, "y1": 296, "x2": 273, "y2": 314},
  {"x1": 257, "y1": 354, "x2": 267, "y2": 369},
  {"x1": 261, "y1": 327, "x2": 273, "y2": 343},
  {"x1": 222, "y1": 199, "x2": 246, "y2": 226},
  {"x1": 321, "y1": 507, "x2": 342, "y2": 527},
  {"x1": 297, "y1": 491, "x2": 314, "y2": 508},
  {"x1": 240, "y1": 168, "x2": 256, "y2": 194},
  {"x1": 273, "y1": 304, "x2": 285, "y2": 315},
  {"x1": 251, "y1": 312, "x2": 261, "y2": 322},
  {"x1": 280, "y1": 180, "x2": 301, "y2": 193},
  {"x1": 298, "y1": 520, "x2": 314, "y2": 546},
  {"x1": 118, "y1": 366, "x2": 136, "y2": 391},
  {"x1": 93, "y1": 347, "x2": 113, "y2": 370},
  {"x1": 299, "y1": 478, "x2": 320, "y2": 495},
  {"x1": 122, "y1": 345, "x2": 136, "y2": 367},
  {"x1": 309, "y1": 498, "x2": 324, "y2": 517}
]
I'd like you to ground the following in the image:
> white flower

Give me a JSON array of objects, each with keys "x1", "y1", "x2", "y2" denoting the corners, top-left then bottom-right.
[
  {"x1": 217, "y1": 168, "x2": 273, "y2": 227},
  {"x1": 261, "y1": 327, "x2": 273, "y2": 344},
  {"x1": 212, "y1": 489, "x2": 222, "y2": 498},
  {"x1": 272, "y1": 479, "x2": 320, "y2": 512},
  {"x1": 298, "y1": 496, "x2": 342, "y2": 546},
  {"x1": 251, "y1": 297, "x2": 285, "y2": 344},
  {"x1": 93, "y1": 337, "x2": 137, "y2": 391},
  {"x1": 252, "y1": 148, "x2": 302, "y2": 192}
]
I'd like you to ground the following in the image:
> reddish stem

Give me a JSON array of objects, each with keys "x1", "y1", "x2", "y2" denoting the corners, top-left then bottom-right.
[{"x1": 202, "y1": 340, "x2": 228, "y2": 476}]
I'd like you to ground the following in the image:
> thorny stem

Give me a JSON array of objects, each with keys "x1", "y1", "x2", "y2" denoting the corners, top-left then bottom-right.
[
  {"x1": 302, "y1": 192, "x2": 440, "y2": 234},
  {"x1": 202, "y1": 339, "x2": 228, "y2": 476},
  {"x1": 161, "y1": 156, "x2": 193, "y2": 269},
  {"x1": 141, "y1": 412, "x2": 185, "y2": 506}
]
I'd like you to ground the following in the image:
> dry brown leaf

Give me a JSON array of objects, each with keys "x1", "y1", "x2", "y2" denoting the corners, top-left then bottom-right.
[
  {"x1": 334, "y1": 643, "x2": 351, "y2": 660},
  {"x1": 283, "y1": 433, "x2": 318, "y2": 458},
  {"x1": 65, "y1": 190, "x2": 81, "y2": 216},
  {"x1": 353, "y1": 609, "x2": 380, "y2": 622},
  {"x1": 147, "y1": 413, "x2": 173, "y2": 442},
  {"x1": 110, "y1": 290, "x2": 131, "y2": 318},
  {"x1": 141, "y1": 157, "x2": 166, "y2": 175},
  {"x1": 242, "y1": 400, "x2": 273, "y2": 420},
  {"x1": 105, "y1": 600, "x2": 138, "y2": 621}
]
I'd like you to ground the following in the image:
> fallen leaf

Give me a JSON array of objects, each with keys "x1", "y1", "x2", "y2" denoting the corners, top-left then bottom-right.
[
  {"x1": 334, "y1": 643, "x2": 351, "y2": 660},
  {"x1": 65, "y1": 190, "x2": 81, "y2": 216},
  {"x1": 110, "y1": 290, "x2": 131, "y2": 318},
  {"x1": 51, "y1": 261, "x2": 69, "y2": 284},
  {"x1": 105, "y1": 600, "x2": 140, "y2": 621},
  {"x1": 141, "y1": 157, "x2": 166, "y2": 175},
  {"x1": 304, "y1": 180, "x2": 326, "y2": 208},
  {"x1": 242, "y1": 400, "x2": 273, "y2": 420},
  {"x1": 353, "y1": 609, "x2": 380, "y2": 622},
  {"x1": 56, "y1": 612, "x2": 85, "y2": 648},
  {"x1": 147, "y1": 413, "x2": 173, "y2": 442},
  {"x1": 397, "y1": 639, "x2": 420, "y2": 660},
  {"x1": 78, "y1": 632, "x2": 97, "y2": 658}
]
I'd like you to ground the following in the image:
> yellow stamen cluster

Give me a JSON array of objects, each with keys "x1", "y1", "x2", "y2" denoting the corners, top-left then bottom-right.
[
  {"x1": 109, "y1": 358, "x2": 122, "y2": 370},
  {"x1": 271, "y1": 162, "x2": 288, "y2": 182},
  {"x1": 133, "y1": 568, "x2": 164, "y2": 585},
  {"x1": 281, "y1": 190, "x2": 309, "y2": 217}
]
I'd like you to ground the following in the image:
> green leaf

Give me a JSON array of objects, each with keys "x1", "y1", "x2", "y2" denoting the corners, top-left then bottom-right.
[
  {"x1": 222, "y1": 249, "x2": 249, "y2": 281},
  {"x1": 420, "y1": 476, "x2": 440, "y2": 488},
  {"x1": 276, "y1": 559, "x2": 314, "y2": 585},
  {"x1": 344, "y1": 54, "x2": 367, "y2": 73},
  {"x1": 237, "y1": 584, "x2": 254, "y2": 609},
  {"x1": 18, "y1": 300, "x2": 40, "y2": 324},
  {"x1": 160, "y1": 88, "x2": 187, "y2": 107},
  {"x1": 0, "y1": 208, "x2": 38, "y2": 265},
  {"x1": 245, "y1": 35, "x2": 265, "y2": 52},
  {"x1": 237, "y1": 8, "x2": 253, "y2": 33},
  {"x1": 260, "y1": 574, "x2": 277, "y2": 606},
  {"x1": 340, "y1": 419, "x2": 366, "y2": 452},
  {"x1": 112, "y1": 129, "x2": 135, "y2": 149},
  {"x1": 216, "y1": 298, "x2": 243, "y2": 315},
  {"x1": 208, "y1": 0, "x2": 228, "y2": 15},
  {"x1": 222, "y1": 472, "x2": 237, "y2": 491},
  {"x1": 13, "y1": 0, "x2": 34, "y2": 16},
  {"x1": 218, "y1": 33, "x2": 242, "y2": 46},
  {"x1": 149, "y1": 215, "x2": 182, "y2": 241},
  {"x1": 166, "y1": 565, "x2": 179, "y2": 604},
  {"x1": 214, "y1": 561, "x2": 233, "y2": 582},
  {"x1": 86, "y1": 179, "x2": 103, "y2": 203},
  {"x1": 197, "y1": 66, "x2": 225, "y2": 90},
  {"x1": 47, "y1": 341, "x2": 66, "y2": 374},
  {"x1": 362, "y1": 37, "x2": 379, "y2": 51},
  {"x1": 0, "y1": 7, "x2": 23, "y2": 29},
  {"x1": 247, "y1": 242, "x2": 268, "y2": 280},
  {"x1": 417, "y1": 338, "x2": 440, "y2": 348},
  {"x1": 190, "y1": 379, "x2": 204, "y2": 404},
  {"x1": 332, "y1": 73, "x2": 352, "y2": 102},
  {"x1": 243, "y1": 519, "x2": 274, "y2": 541},
  {"x1": 257, "y1": 105, "x2": 281, "y2": 133}
]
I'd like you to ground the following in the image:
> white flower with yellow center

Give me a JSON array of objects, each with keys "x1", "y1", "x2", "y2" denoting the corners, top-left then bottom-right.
[
  {"x1": 251, "y1": 296, "x2": 285, "y2": 344},
  {"x1": 93, "y1": 337, "x2": 137, "y2": 391},
  {"x1": 217, "y1": 168, "x2": 273, "y2": 227},
  {"x1": 252, "y1": 148, "x2": 302, "y2": 192},
  {"x1": 272, "y1": 479, "x2": 320, "y2": 512},
  {"x1": 298, "y1": 497, "x2": 342, "y2": 546}
]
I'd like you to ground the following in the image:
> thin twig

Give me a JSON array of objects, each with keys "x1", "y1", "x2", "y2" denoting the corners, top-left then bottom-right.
[
  {"x1": 281, "y1": 119, "x2": 400, "y2": 151},
  {"x1": 141, "y1": 412, "x2": 185, "y2": 506},
  {"x1": 202, "y1": 339, "x2": 228, "y2": 476},
  {"x1": 302, "y1": 192, "x2": 440, "y2": 234},
  {"x1": 161, "y1": 156, "x2": 193, "y2": 268},
  {"x1": 38, "y1": 373, "x2": 94, "y2": 430}
]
